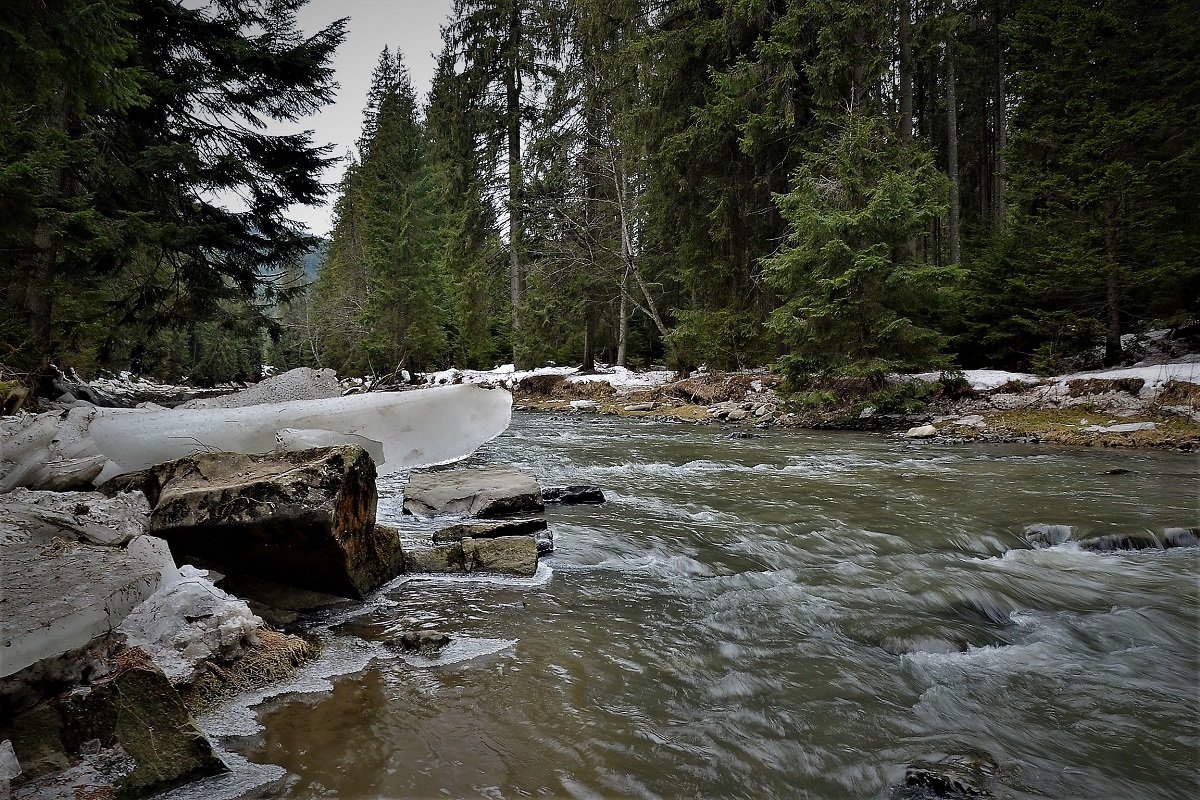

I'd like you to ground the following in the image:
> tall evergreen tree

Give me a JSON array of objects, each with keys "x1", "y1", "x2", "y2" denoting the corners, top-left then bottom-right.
[
  {"x1": 1002, "y1": 0, "x2": 1200, "y2": 367},
  {"x1": 447, "y1": 0, "x2": 567, "y2": 366},
  {"x1": 0, "y1": 0, "x2": 345, "y2": 382}
]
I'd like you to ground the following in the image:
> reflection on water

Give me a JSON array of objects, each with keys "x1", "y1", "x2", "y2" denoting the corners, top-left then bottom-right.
[{"x1": 206, "y1": 414, "x2": 1198, "y2": 799}]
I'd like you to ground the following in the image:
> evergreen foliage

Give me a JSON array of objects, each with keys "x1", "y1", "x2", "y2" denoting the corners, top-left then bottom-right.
[
  {"x1": 1, "y1": 0, "x2": 345, "y2": 382},
  {"x1": 3, "y1": 0, "x2": 1196, "y2": 387}
]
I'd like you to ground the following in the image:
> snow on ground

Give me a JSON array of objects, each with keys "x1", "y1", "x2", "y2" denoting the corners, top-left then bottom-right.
[
  {"x1": 420, "y1": 364, "x2": 675, "y2": 392},
  {"x1": 907, "y1": 357, "x2": 1200, "y2": 393}
]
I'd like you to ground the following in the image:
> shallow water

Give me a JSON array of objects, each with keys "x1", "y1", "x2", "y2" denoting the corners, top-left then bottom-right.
[{"x1": 198, "y1": 414, "x2": 1199, "y2": 799}]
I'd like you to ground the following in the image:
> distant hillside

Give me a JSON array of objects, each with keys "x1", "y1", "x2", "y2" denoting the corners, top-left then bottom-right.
[{"x1": 302, "y1": 239, "x2": 328, "y2": 282}]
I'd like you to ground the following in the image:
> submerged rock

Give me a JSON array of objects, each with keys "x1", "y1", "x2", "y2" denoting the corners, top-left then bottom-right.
[
  {"x1": 541, "y1": 484, "x2": 606, "y2": 505},
  {"x1": 403, "y1": 466, "x2": 544, "y2": 518},
  {"x1": 1023, "y1": 523, "x2": 1075, "y2": 548},
  {"x1": 397, "y1": 630, "x2": 451, "y2": 655},
  {"x1": 117, "y1": 446, "x2": 401, "y2": 599},
  {"x1": 1078, "y1": 532, "x2": 1164, "y2": 552},
  {"x1": 1163, "y1": 527, "x2": 1200, "y2": 547},
  {"x1": 892, "y1": 752, "x2": 998, "y2": 799}
]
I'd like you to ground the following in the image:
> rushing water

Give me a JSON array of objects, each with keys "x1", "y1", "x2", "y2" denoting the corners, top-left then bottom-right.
[{"x1": 193, "y1": 413, "x2": 1198, "y2": 800}]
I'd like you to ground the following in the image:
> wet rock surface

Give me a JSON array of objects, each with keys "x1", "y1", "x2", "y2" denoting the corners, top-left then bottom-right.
[
  {"x1": 1, "y1": 649, "x2": 225, "y2": 798},
  {"x1": 397, "y1": 630, "x2": 451, "y2": 655},
  {"x1": 404, "y1": 535, "x2": 538, "y2": 577},
  {"x1": 432, "y1": 517, "x2": 548, "y2": 542},
  {"x1": 403, "y1": 466, "x2": 544, "y2": 518},
  {"x1": 891, "y1": 752, "x2": 998, "y2": 799},
  {"x1": 541, "y1": 485, "x2": 605, "y2": 504},
  {"x1": 113, "y1": 446, "x2": 401, "y2": 599}
]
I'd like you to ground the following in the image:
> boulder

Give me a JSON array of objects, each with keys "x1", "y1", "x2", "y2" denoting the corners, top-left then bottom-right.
[
  {"x1": 116, "y1": 446, "x2": 400, "y2": 599},
  {"x1": 904, "y1": 424, "x2": 938, "y2": 439},
  {"x1": 1164, "y1": 527, "x2": 1200, "y2": 547},
  {"x1": 1, "y1": 649, "x2": 225, "y2": 797},
  {"x1": 892, "y1": 753, "x2": 998, "y2": 799},
  {"x1": 1078, "y1": 532, "x2": 1163, "y2": 552},
  {"x1": 404, "y1": 535, "x2": 538, "y2": 577},
  {"x1": 542, "y1": 485, "x2": 606, "y2": 505},
  {"x1": 403, "y1": 466, "x2": 544, "y2": 518},
  {"x1": 397, "y1": 630, "x2": 451, "y2": 655},
  {"x1": 623, "y1": 402, "x2": 654, "y2": 412},
  {"x1": 432, "y1": 517, "x2": 547, "y2": 543},
  {"x1": 1023, "y1": 523, "x2": 1074, "y2": 548}
]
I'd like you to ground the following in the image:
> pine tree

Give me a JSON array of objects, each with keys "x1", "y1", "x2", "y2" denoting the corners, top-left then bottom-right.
[
  {"x1": 765, "y1": 113, "x2": 954, "y2": 387},
  {"x1": 1003, "y1": 0, "x2": 1200, "y2": 367},
  {"x1": 0, "y1": 0, "x2": 346, "y2": 382},
  {"x1": 446, "y1": 0, "x2": 567, "y2": 366}
]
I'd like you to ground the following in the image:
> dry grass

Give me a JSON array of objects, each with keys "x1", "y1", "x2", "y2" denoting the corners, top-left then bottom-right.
[
  {"x1": 990, "y1": 409, "x2": 1200, "y2": 449},
  {"x1": 180, "y1": 629, "x2": 317, "y2": 714}
]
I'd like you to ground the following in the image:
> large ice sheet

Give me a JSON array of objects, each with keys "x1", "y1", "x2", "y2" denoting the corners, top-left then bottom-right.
[{"x1": 87, "y1": 384, "x2": 511, "y2": 477}]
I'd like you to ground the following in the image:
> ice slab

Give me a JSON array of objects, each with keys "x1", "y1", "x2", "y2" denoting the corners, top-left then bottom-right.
[
  {"x1": 1, "y1": 534, "x2": 172, "y2": 677},
  {"x1": 85, "y1": 384, "x2": 511, "y2": 478}
]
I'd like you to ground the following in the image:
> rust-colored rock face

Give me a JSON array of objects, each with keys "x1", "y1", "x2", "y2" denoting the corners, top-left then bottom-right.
[{"x1": 136, "y1": 446, "x2": 399, "y2": 599}]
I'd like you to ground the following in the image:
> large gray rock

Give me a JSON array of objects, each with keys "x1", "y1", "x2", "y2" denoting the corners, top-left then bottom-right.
[
  {"x1": 403, "y1": 466, "x2": 543, "y2": 518},
  {"x1": 404, "y1": 535, "x2": 537, "y2": 577},
  {"x1": 106, "y1": 446, "x2": 401, "y2": 599}
]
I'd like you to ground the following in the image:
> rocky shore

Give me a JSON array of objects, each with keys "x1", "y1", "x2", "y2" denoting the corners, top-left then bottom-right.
[
  {"x1": 505, "y1": 361, "x2": 1200, "y2": 451},
  {"x1": 0, "y1": 370, "x2": 574, "y2": 798}
]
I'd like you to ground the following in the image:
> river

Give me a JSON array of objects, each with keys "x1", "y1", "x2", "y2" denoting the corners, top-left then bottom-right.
[{"x1": 184, "y1": 413, "x2": 1199, "y2": 800}]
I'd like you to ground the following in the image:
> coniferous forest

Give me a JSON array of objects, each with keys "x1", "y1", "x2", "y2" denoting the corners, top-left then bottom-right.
[{"x1": 3, "y1": 0, "x2": 1197, "y2": 390}]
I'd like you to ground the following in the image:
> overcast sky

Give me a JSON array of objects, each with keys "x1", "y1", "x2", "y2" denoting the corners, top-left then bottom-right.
[{"x1": 288, "y1": 1, "x2": 456, "y2": 235}]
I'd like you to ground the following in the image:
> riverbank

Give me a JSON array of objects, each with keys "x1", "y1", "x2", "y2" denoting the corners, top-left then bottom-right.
[{"x1": 488, "y1": 361, "x2": 1200, "y2": 451}]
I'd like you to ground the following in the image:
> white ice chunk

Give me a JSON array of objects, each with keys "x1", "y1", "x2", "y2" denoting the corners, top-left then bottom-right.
[
  {"x1": 87, "y1": 384, "x2": 511, "y2": 478},
  {"x1": 275, "y1": 427, "x2": 385, "y2": 466},
  {"x1": 118, "y1": 565, "x2": 262, "y2": 684},
  {"x1": 1082, "y1": 421, "x2": 1157, "y2": 433}
]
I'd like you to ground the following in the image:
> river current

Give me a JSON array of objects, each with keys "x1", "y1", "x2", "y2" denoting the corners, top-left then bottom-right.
[{"x1": 182, "y1": 413, "x2": 1198, "y2": 800}]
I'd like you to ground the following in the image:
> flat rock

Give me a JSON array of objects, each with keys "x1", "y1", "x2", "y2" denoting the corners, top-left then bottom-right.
[
  {"x1": 404, "y1": 535, "x2": 538, "y2": 577},
  {"x1": 432, "y1": 517, "x2": 547, "y2": 543},
  {"x1": 904, "y1": 424, "x2": 938, "y2": 439},
  {"x1": 126, "y1": 446, "x2": 401, "y2": 599},
  {"x1": 542, "y1": 485, "x2": 605, "y2": 505},
  {"x1": 403, "y1": 466, "x2": 543, "y2": 518}
]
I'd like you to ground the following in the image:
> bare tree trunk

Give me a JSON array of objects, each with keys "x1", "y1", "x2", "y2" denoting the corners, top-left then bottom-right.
[
  {"x1": 899, "y1": 0, "x2": 914, "y2": 142},
  {"x1": 993, "y1": 1, "x2": 1007, "y2": 230},
  {"x1": 1103, "y1": 201, "x2": 1122, "y2": 366},
  {"x1": 582, "y1": 303, "x2": 596, "y2": 371},
  {"x1": 506, "y1": 2, "x2": 525, "y2": 367},
  {"x1": 617, "y1": 268, "x2": 630, "y2": 367},
  {"x1": 945, "y1": 36, "x2": 961, "y2": 266},
  {"x1": 25, "y1": 221, "x2": 59, "y2": 375}
]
